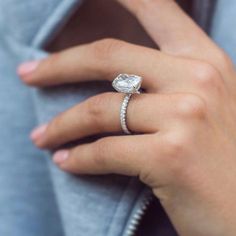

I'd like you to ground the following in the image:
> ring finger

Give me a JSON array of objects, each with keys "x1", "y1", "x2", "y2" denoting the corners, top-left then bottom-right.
[{"x1": 31, "y1": 92, "x2": 178, "y2": 149}]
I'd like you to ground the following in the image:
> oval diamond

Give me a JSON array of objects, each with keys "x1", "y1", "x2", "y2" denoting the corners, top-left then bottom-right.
[{"x1": 112, "y1": 74, "x2": 142, "y2": 94}]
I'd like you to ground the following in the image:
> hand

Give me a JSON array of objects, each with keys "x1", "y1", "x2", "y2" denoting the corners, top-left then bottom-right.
[{"x1": 18, "y1": 0, "x2": 236, "y2": 235}]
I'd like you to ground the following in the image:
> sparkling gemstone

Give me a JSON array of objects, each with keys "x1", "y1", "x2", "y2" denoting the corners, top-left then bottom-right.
[{"x1": 112, "y1": 74, "x2": 142, "y2": 93}]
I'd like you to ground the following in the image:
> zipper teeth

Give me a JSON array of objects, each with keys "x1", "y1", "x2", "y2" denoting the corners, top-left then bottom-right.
[{"x1": 124, "y1": 193, "x2": 153, "y2": 236}]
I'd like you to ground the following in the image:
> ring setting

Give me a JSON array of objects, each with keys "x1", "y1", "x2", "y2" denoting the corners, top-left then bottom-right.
[
  {"x1": 112, "y1": 74, "x2": 142, "y2": 94},
  {"x1": 112, "y1": 74, "x2": 143, "y2": 134}
]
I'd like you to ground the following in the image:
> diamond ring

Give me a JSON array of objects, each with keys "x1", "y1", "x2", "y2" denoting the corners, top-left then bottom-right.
[{"x1": 112, "y1": 74, "x2": 143, "y2": 134}]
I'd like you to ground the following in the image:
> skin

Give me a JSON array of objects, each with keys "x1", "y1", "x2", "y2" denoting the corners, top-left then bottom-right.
[{"x1": 17, "y1": 0, "x2": 236, "y2": 235}]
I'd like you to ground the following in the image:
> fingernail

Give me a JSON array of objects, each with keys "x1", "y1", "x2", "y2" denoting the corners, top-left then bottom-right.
[
  {"x1": 53, "y1": 150, "x2": 69, "y2": 164},
  {"x1": 17, "y1": 60, "x2": 40, "y2": 77},
  {"x1": 30, "y1": 124, "x2": 48, "y2": 142}
]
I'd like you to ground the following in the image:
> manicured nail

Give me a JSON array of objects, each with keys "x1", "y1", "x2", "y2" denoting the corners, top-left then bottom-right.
[
  {"x1": 30, "y1": 124, "x2": 48, "y2": 142},
  {"x1": 53, "y1": 150, "x2": 69, "y2": 164},
  {"x1": 17, "y1": 60, "x2": 40, "y2": 77}
]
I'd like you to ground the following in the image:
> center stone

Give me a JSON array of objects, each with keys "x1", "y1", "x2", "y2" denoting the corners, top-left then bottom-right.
[{"x1": 112, "y1": 74, "x2": 142, "y2": 94}]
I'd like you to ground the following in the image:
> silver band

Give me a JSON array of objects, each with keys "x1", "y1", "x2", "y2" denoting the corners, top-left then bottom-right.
[
  {"x1": 112, "y1": 74, "x2": 143, "y2": 135},
  {"x1": 120, "y1": 94, "x2": 132, "y2": 135}
]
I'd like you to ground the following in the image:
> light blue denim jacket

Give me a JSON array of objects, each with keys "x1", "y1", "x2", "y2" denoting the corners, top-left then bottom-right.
[{"x1": 0, "y1": 1, "x2": 235, "y2": 236}]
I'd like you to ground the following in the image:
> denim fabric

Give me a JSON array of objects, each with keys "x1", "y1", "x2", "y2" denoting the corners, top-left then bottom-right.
[
  {"x1": 0, "y1": 32, "x2": 63, "y2": 236},
  {"x1": 0, "y1": 1, "x2": 79, "y2": 236},
  {"x1": 0, "y1": 1, "x2": 147, "y2": 236},
  {"x1": 211, "y1": 0, "x2": 236, "y2": 64},
  {"x1": 0, "y1": 0, "x2": 235, "y2": 236}
]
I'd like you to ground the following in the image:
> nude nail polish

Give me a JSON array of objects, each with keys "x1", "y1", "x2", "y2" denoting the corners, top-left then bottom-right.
[
  {"x1": 17, "y1": 60, "x2": 40, "y2": 77},
  {"x1": 53, "y1": 150, "x2": 69, "y2": 164},
  {"x1": 30, "y1": 124, "x2": 48, "y2": 142}
]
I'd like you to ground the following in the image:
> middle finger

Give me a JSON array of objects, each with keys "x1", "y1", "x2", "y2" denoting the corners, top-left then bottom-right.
[{"x1": 19, "y1": 39, "x2": 210, "y2": 94}]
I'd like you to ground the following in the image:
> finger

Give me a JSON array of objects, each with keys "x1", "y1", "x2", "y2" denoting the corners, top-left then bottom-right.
[
  {"x1": 52, "y1": 134, "x2": 163, "y2": 177},
  {"x1": 31, "y1": 92, "x2": 177, "y2": 149},
  {"x1": 19, "y1": 39, "x2": 227, "y2": 98},
  {"x1": 19, "y1": 39, "x2": 158, "y2": 89},
  {"x1": 117, "y1": 0, "x2": 228, "y2": 67},
  {"x1": 18, "y1": 39, "x2": 201, "y2": 92}
]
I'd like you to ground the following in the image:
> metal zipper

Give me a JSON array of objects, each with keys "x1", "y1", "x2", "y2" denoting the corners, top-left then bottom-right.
[{"x1": 124, "y1": 191, "x2": 154, "y2": 236}]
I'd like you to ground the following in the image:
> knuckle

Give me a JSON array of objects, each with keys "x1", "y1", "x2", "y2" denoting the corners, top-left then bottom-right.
[
  {"x1": 86, "y1": 93, "x2": 113, "y2": 125},
  {"x1": 175, "y1": 94, "x2": 207, "y2": 119},
  {"x1": 92, "y1": 139, "x2": 108, "y2": 166},
  {"x1": 193, "y1": 62, "x2": 222, "y2": 89},
  {"x1": 162, "y1": 133, "x2": 188, "y2": 158},
  {"x1": 91, "y1": 38, "x2": 124, "y2": 62},
  {"x1": 86, "y1": 96, "x2": 104, "y2": 123},
  {"x1": 42, "y1": 116, "x2": 63, "y2": 147},
  {"x1": 161, "y1": 132, "x2": 192, "y2": 177}
]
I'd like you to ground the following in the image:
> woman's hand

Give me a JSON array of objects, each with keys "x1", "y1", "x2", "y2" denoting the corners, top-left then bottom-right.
[{"x1": 18, "y1": 0, "x2": 236, "y2": 235}]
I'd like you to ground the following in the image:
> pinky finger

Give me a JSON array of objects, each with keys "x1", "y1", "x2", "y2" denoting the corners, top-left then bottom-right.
[{"x1": 52, "y1": 134, "x2": 161, "y2": 177}]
